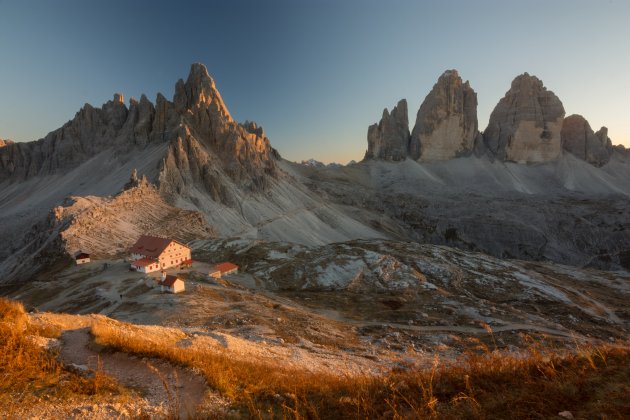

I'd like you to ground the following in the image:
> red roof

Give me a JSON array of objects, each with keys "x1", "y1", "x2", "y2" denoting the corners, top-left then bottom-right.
[
  {"x1": 130, "y1": 235, "x2": 189, "y2": 258},
  {"x1": 75, "y1": 253, "x2": 90, "y2": 259},
  {"x1": 160, "y1": 275, "x2": 182, "y2": 287},
  {"x1": 131, "y1": 258, "x2": 156, "y2": 267},
  {"x1": 214, "y1": 262, "x2": 239, "y2": 273}
]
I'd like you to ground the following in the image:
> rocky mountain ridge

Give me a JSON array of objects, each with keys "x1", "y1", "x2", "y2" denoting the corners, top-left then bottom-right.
[
  {"x1": 364, "y1": 70, "x2": 628, "y2": 165},
  {"x1": 0, "y1": 63, "x2": 387, "y2": 282},
  {"x1": 299, "y1": 159, "x2": 344, "y2": 169},
  {"x1": 0, "y1": 64, "x2": 278, "y2": 193},
  {"x1": 1, "y1": 63, "x2": 630, "y2": 285}
]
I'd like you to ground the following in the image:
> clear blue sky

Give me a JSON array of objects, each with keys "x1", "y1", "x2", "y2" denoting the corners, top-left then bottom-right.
[{"x1": 1, "y1": 0, "x2": 629, "y2": 163}]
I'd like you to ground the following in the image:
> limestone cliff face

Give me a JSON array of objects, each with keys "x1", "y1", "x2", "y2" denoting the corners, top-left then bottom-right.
[
  {"x1": 0, "y1": 93, "x2": 153, "y2": 181},
  {"x1": 157, "y1": 64, "x2": 277, "y2": 201},
  {"x1": 561, "y1": 115, "x2": 612, "y2": 167},
  {"x1": 0, "y1": 63, "x2": 278, "y2": 198},
  {"x1": 409, "y1": 70, "x2": 478, "y2": 161},
  {"x1": 484, "y1": 73, "x2": 565, "y2": 163},
  {"x1": 364, "y1": 99, "x2": 410, "y2": 161}
]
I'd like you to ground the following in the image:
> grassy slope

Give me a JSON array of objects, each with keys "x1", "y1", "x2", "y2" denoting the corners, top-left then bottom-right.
[
  {"x1": 90, "y1": 316, "x2": 630, "y2": 419},
  {"x1": 0, "y1": 298, "x2": 122, "y2": 415},
  {"x1": 2, "y1": 296, "x2": 628, "y2": 418}
]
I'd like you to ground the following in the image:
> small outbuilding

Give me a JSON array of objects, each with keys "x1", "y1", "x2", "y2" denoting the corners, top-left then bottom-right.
[
  {"x1": 214, "y1": 262, "x2": 239, "y2": 277},
  {"x1": 75, "y1": 252, "x2": 91, "y2": 265},
  {"x1": 208, "y1": 268, "x2": 221, "y2": 279},
  {"x1": 159, "y1": 272, "x2": 185, "y2": 294},
  {"x1": 131, "y1": 258, "x2": 160, "y2": 273}
]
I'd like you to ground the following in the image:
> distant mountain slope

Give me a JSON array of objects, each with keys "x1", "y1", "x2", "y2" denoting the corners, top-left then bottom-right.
[{"x1": 292, "y1": 155, "x2": 630, "y2": 270}]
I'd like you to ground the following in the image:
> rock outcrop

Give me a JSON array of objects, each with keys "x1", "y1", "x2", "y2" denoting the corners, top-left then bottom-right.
[
  {"x1": 561, "y1": 115, "x2": 612, "y2": 166},
  {"x1": 364, "y1": 99, "x2": 410, "y2": 161},
  {"x1": 53, "y1": 176, "x2": 216, "y2": 258},
  {"x1": 484, "y1": 73, "x2": 565, "y2": 163},
  {"x1": 157, "y1": 63, "x2": 278, "y2": 200},
  {"x1": 0, "y1": 138, "x2": 13, "y2": 148},
  {"x1": 409, "y1": 70, "x2": 478, "y2": 161}
]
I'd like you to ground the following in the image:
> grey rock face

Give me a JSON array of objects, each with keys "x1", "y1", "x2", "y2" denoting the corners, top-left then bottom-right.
[
  {"x1": 0, "y1": 94, "x2": 147, "y2": 181},
  {"x1": 594, "y1": 127, "x2": 615, "y2": 155},
  {"x1": 561, "y1": 115, "x2": 611, "y2": 166},
  {"x1": 364, "y1": 99, "x2": 410, "y2": 161},
  {"x1": 484, "y1": 73, "x2": 565, "y2": 163},
  {"x1": 0, "y1": 63, "x2": 278, "y2": 195},
  {"x1": 241, "y1": 120, "x2": 265, "y2": 138},
  {"x1": 409, "y1": 70, "x2": 478, "y2": 161}
]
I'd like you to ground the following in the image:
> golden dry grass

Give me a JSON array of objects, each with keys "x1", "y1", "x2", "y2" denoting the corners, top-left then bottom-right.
[
  {"x1": 90, "y1": 317, "x2": 630, "y2": 419},
  {"x1": 0, "y1": 298, "x2": 122, "y2": 414}
]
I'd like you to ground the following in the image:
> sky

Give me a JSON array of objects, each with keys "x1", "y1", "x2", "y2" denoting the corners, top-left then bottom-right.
[{"x1": 0, "y1": 0, "x2": 629, "y2": 163}]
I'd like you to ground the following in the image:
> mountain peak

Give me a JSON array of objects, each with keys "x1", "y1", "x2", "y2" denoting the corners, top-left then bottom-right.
[
  {"x1": 188, "y1": 63, "x2": 214, "y2": 85},
  {"x1": 510, "y1": 72, "x2": 545, "y2": 91},
  {"x1": 439, "y1": 69, "x2": 460, "y2": 80},
  {"x1": 173, "y1": 63, "x2": 231, "y2": 120},
  {"x1": 364, "y1": 98, "x2": 409, "y2": 161},
  {"x1": 410, "y1": 69, "x2": 478, "y2": 161},
  {"x1": 484, "y1": 73, "x2": 564, "y2": 163}
]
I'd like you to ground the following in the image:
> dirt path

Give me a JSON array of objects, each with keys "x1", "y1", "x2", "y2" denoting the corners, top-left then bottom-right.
[
  {"x1": 247, "y1": 287, "x2": 575, "y2": 338},
  {"x1": 59, "y1": 328, "x2": 208, "y2": 417}
]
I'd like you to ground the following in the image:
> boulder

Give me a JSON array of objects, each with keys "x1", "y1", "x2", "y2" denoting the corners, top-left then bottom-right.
[
  {"x1": 409, "y1": 70, "x2": 478, "y2": 161},
  {"x1": 484, "y1": 73, "x2": 565, "y2": 163}
]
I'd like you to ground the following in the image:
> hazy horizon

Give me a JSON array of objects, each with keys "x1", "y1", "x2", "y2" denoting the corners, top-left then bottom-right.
[{"x1": 1, "y1": 0, "x2": 629, "y2": 164}]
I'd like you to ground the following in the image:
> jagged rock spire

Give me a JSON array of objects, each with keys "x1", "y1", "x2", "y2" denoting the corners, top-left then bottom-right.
[
  {"x1": 364, "y1": 99, "x2": 410, "y2": 161},
  {"x1": 561, "y1": 115, "x2": 612, "y2": 166},
  {"x1": 173, "y1": 63, "x2": 231, "y2": 120},
  {"x1": 0, "y1": 63, "x2": 275, "y2": 187},
  {"x1": 409, "y1": 70, "x2": 478, "y2": 161}
]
